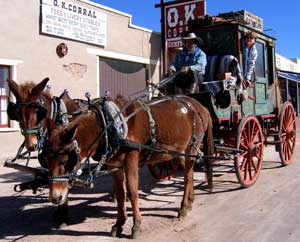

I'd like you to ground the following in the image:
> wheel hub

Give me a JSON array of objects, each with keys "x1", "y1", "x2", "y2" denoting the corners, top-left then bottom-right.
[{"x1": 248, "y1": 143, "x2": 258, "y2": 157}]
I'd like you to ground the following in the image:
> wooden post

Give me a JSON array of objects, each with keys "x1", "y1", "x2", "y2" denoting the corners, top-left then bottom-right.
[
  {"x1": 285, "y1": 78, "x2": 289, "y2": 102},
  {"x1": 155, "y1": 0, "x2": 167, "y2": 75}
]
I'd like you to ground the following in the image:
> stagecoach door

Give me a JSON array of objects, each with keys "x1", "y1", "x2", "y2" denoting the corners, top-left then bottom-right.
[{"x1": 254, "y1": 39, "x2": 269, "y2": 115}]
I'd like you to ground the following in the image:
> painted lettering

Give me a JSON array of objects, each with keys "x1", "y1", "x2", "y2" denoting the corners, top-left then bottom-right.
[
  {"x1": 184, "y1": 4, "x2": 196, "y2": 22},
  {"x1": 167, "y1": 8, "x2": 178, "y2": 28}
]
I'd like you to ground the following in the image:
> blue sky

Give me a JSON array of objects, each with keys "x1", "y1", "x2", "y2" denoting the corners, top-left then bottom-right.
[{"x1": 94, "y1": 0, "x2": 300, "y2": 59}]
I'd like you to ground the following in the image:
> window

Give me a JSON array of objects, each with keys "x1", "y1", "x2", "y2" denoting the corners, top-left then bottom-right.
[
  {"x1": 0, "y1": 65, "x2": 10, "y2": 127},
  {"x1": 254, "y1": 41, "x2": 266, "y2": 78}
]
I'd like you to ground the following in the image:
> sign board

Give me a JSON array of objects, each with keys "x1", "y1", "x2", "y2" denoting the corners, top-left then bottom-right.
[
  {"x1": 164, "y1": 0, "x2": 205, "y2": 49},
  {"x1": 41, "y1": 0, "x2": 107, "y2": 46},
  {"x1": 219, "y1": 10, "x2": 263, "y2": 32}
]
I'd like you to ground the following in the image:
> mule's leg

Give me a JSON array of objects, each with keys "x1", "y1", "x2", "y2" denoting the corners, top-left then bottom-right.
[
  {"x1": 125, "y1": 150, "x2": 142, "y2": 239},
  {"x1": 188, "y1": 164, "x2": 195, "y2": 210},
  {"x1": 204, "y1": 158, "x2": 213, "y2": 192},
  {"x1": 111, "y1": 169, "x2": 127, "y2": 237},
  {"x1": 178, "y1": 159, "x2": 194, "y2": 218},
  {"x1": 53, "y1": 200, "x2": 69, "y2": 228}
]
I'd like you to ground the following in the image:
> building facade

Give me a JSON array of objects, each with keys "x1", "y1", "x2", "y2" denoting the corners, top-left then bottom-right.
[
  {"x1": 0, "y1": 0, "x2": 162, "y2": 130},
  {"x1": 276, "y1": 54, "x2": 300, "y2": 115}
]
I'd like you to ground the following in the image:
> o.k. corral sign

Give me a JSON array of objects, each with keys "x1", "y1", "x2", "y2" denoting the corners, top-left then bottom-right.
[
  {"x1": 41, "y1": 0, "x2": 107, "y2": 46},
  {"x1": 164, "y1": 0, "x2": 205, "y2": 49}
]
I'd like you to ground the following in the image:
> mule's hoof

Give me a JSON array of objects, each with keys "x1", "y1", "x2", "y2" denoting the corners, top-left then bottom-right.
[
  {"x1": 178, "y1": 208, "x2": 187, "y2": 218},
  {"x1": 187, "y1": 202, "x2": 193, "y2": 211},
  {"x1": 111, "y1": 226, "x2": 123, "y2": 237},
  {"x1": 130, "y1": 228, "x2": 141, "y2": 239}
]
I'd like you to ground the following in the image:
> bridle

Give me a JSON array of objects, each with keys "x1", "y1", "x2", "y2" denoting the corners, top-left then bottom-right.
[
  {"x1": 48, "y1": 139, "x2": 81, "y2": 183},
  {"x1": 16, "y1": 100, "x2": 47, "y2": 136}
]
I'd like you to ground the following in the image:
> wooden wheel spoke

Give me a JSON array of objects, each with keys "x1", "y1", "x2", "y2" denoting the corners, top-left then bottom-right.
[
  {"x1": 251, "y1": 129, "x2": 260, "y2": 142},
  {"x1": 243, "y1": 157, "x2": 249, "y2": 180},
  {"x1": 248, "y1": 158, "x2": 253, "y2": 180},
  {"x1": 240, "y1": 156, "x2": 248, "y2": 170},
  {"x1": 247, "y1": 122, "x2": 252, "y2": 143},
  {"x1": 287, "y1": 140, "x2": 293, "y2": 156},
  {"x1": 251, "y1": 158, "x2": 259, "y2": 171},
  {"x1": 239, "y1": 151, "x2": 248, "y2": 158},
  {"x1": 240, "y1": 142, "x2": 248, "y2": 151},
  {"x1": 242, "y1": 130, "x2": 249, "y2": 145}
]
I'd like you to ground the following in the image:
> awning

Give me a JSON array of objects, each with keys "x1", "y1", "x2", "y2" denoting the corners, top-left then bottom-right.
[{"x1": 278, "y1": 71, "x2": 300, "y2": 82}]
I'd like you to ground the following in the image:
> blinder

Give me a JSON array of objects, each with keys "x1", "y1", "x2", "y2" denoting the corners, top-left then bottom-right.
[
  {"x1": 37, "y1": 105, "x2": 48, "y2": 121},
  {"x1": 7, "y1": 101, "x2": 19, "y2": 121}
]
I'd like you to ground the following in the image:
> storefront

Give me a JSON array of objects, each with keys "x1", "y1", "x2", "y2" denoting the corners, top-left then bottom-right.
[
  {"x1": 0, "y1": 0, "x2": 161, "y2": 130},
  {"x1": 278, "y1": 70, "x2": 300, "y2": 116}
]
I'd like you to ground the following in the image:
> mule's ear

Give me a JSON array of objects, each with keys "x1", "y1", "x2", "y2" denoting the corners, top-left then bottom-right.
[
  {"x1": 61, "y1": 124, "x2": 78, "y2": 144},
  {"x1": 31, "y1": 77, "x2": 50, "y2": 96},
  {"x1": 7, "y1": 79, "x2": 20, "y2": 100}
]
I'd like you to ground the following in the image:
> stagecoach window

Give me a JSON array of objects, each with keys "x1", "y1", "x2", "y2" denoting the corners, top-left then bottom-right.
[
  {"x1": 0, "y1": 65, "x2": 10, "y2": 127},
  {"x1": 254, "y1": 41, "x2": 266, "y2": 78}
]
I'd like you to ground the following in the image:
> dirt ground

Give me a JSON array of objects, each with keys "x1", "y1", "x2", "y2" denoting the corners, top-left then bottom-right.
[{"x1": 1, "y1": 120, "x2": 300, "y2": 242}]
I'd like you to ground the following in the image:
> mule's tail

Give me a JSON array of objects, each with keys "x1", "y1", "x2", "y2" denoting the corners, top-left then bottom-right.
[{"x1": 203, "y1": 114, "x2": 214, "y2": 191}]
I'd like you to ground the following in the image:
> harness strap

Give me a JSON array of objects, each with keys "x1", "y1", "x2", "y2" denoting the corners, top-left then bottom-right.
[
  {"x1": 118, "y1": 139, "x2": 204, "y2": 160},
  {"x1": 137, "y1": 98, "x2": 157, "y2": 145}
]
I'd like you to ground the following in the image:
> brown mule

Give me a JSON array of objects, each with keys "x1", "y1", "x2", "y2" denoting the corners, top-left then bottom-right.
[
  {"x1": 7, "y1": 78, "x2": 83, "y2": 227},
  {"x1": 7, "y1": 78, "x2": 80, "y2": 153},
  {"x1": 44, "y1": 95, "x2": 214, "y2": 238}
]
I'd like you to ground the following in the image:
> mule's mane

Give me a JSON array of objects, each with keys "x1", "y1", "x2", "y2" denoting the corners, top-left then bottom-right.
[
  {"x1": 114, "y1": 94, "x2": 130, "y2": 108},
  {"x1": 19, "y1": 81, "x2": 52, "y2": 100}
]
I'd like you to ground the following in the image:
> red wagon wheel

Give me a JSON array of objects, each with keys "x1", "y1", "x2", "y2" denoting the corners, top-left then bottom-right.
[
  {"x1": 279, "y1": 102, "x2": 296, "y2": 166},
  {"x1": 234, "y1": 115, "x2": 264, "y2": 188},
  {"x1": 147, "y1": 159, "x2": 178, "y2": 180}
]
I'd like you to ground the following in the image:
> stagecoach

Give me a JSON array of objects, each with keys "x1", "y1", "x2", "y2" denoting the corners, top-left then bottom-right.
[
  {"x1": 149, "y1": 14, "x2": 296, "y2": 187},
  {"x1": 4, "y1": 14, "x2": 296, "y2": 191}
]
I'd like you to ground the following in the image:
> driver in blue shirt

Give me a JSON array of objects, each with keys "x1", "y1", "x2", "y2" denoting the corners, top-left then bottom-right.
[{"x1": 169, "y1": 32, "x2": 207, "y2": 94}]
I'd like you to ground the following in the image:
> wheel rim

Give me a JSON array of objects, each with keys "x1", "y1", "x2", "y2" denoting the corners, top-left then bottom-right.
[
  {"x1": 280, "y1": 103, "x2": 296, "y2": 166},
  {"x1": 148, "y1": 160, "x2": 178, "y2": 180},
  {"x1": 235, "y1": 116, "x2": 264, "y2": 187}
]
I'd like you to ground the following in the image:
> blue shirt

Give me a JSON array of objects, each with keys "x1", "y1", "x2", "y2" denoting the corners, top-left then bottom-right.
[
  {"x1": 243, "y1": 45, "x2": 258, "y2": 81},
  {"x1": 170, "y1": 47, "x2": 207, "y2": 75}
]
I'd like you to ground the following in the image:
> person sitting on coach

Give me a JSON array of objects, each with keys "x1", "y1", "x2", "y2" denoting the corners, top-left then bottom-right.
[{"x1": 168, "y1": 32, "x2": 207, "y2": 94}]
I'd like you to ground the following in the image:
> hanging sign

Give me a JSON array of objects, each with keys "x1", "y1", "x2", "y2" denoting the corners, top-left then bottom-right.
[
  {"x1": 41, "y1": 0, "x2": 107, "y2": 46},
  {"x1": 164, "y1": 0, "x2": 205, "y2": 49}
]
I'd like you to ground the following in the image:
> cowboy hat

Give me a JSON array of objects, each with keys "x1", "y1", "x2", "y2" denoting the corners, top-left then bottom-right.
[{"x1": 182, "y1": 32, "x2": 203, "y2": 45}]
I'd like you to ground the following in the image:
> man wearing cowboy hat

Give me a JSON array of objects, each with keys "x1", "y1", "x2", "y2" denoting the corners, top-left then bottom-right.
[{"x1": 169, "y1": 32, "x2": 207, "y2": 94}]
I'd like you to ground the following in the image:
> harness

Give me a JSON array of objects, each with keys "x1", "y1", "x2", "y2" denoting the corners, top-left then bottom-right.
[{"x1": 48, "y1": 95, "x2": 207, "y2": 186}]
